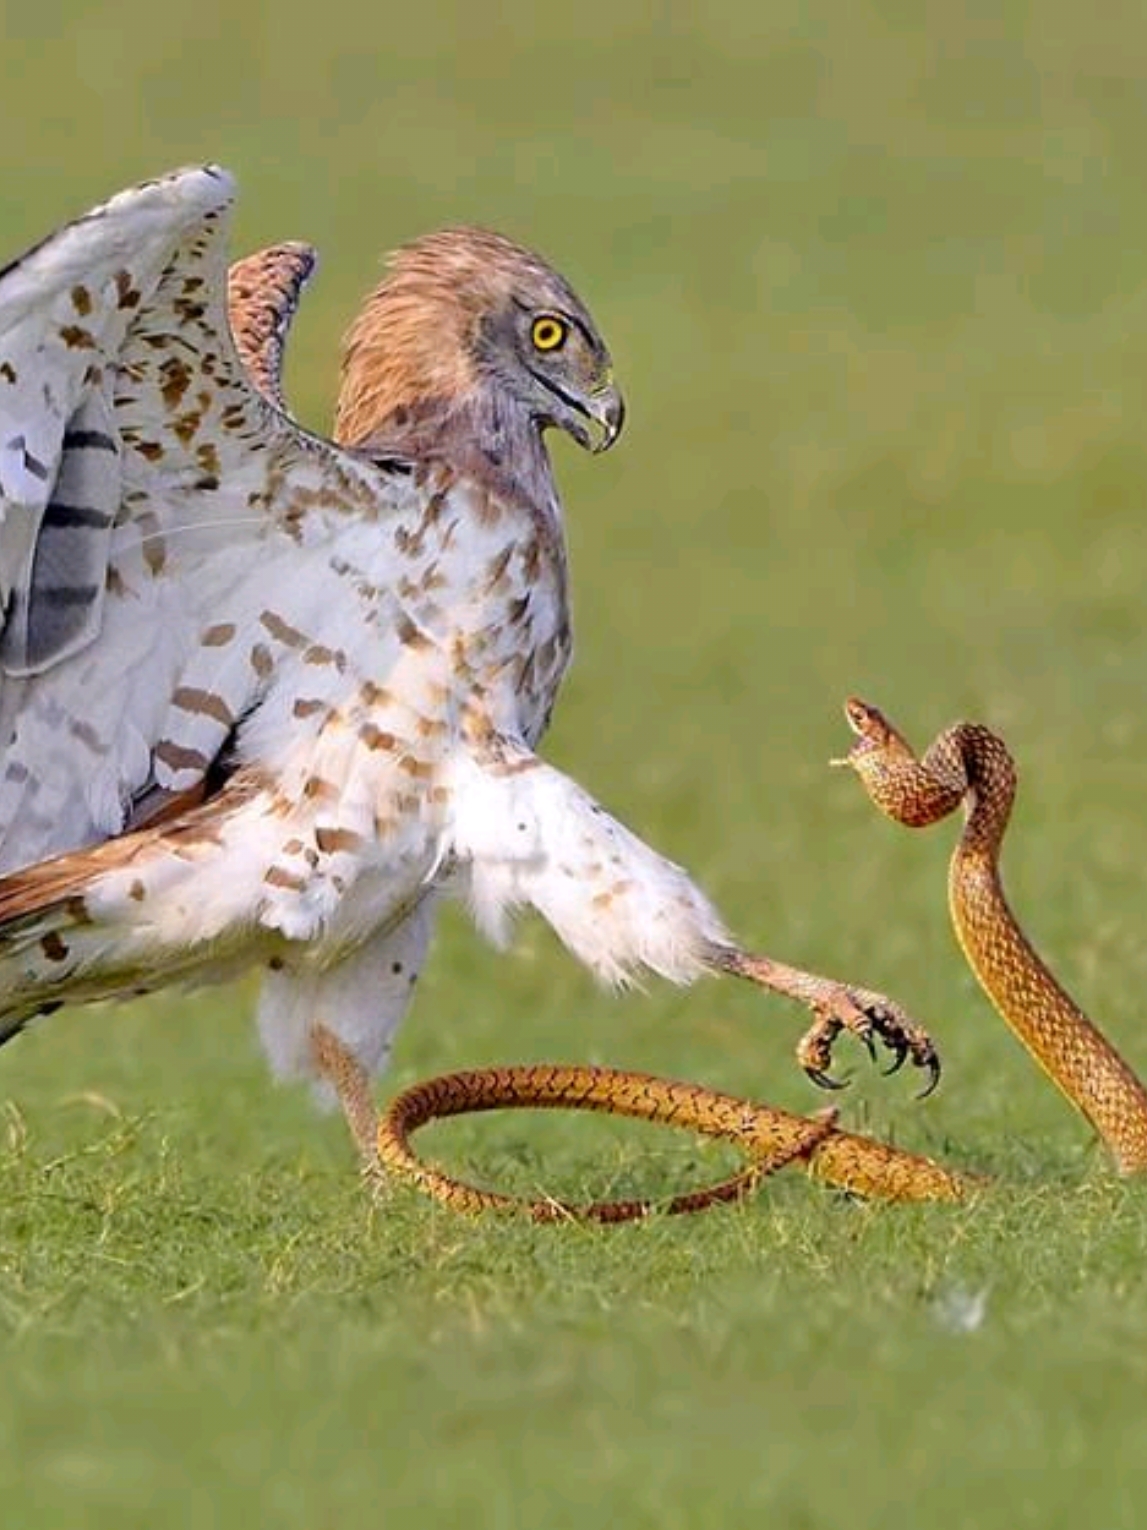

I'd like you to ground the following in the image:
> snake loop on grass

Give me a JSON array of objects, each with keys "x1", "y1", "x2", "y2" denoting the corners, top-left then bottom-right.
[
  {"x1": 377, "y1": 1063, "x2": 970, "y2": 1221},
  {"x1": 378, "y1": 700, "x2": 1147, "y2": 1219}
]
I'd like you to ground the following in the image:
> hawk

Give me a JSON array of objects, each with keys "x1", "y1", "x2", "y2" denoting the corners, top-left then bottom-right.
[{"x1": 0, "y1": 167, "x2": 935, "y2": 1162}]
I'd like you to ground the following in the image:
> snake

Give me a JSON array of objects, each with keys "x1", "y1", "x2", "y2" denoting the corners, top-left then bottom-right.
[{"x1": 376, "y1": 698, "x2": 1147, "y2": 1218}]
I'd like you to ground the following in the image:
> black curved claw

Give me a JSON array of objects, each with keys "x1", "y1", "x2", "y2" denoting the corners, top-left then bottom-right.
[
  {"x1": 804, "y1": 1067, "x2": 852, "y2": 1092},
  {"x1": 881, "y1": 1038, "x2": 909, "y2": 1076},
  {"x1": 916, "y1": 1054, "x2": 942, "y2": 1101},
  {"x1": 861, "y1": 1028, "x2": 878, "y2": 1063}
]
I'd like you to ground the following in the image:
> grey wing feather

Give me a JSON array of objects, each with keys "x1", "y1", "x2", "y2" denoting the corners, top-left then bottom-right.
[
  {"x1": 0, "y1": 167, "x2": 236, "y2": 679},
  {"x1": 0, "y1": 389, "x2": 120, "y2": 675},
  {"x1": 0, "y1": 165, "x2": 384, "y2": 872}
]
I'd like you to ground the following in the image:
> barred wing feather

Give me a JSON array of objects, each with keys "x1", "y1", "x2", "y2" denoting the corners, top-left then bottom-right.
[{"x1": 0, "y1": 166, "x2": 375, "y2": 873}]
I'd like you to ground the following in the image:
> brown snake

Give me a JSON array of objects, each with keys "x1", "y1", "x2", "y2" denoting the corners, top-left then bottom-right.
[{"x1": 376, "y1": 699, "x2": 1147, "y2": 1218}]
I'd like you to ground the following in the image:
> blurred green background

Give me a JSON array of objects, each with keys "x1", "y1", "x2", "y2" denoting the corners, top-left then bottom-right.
[{"x1": 5, "y1": 1, "x2": 1147, "y2": 1525}]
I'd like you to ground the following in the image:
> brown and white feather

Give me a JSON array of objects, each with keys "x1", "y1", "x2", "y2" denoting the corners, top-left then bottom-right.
[{"x1": 227, "y1": 242, "x2": 317, "y2": 410}]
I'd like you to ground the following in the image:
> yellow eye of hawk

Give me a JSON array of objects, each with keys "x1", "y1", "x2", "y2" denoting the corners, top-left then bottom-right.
[{"x1": 531, "y1": 316, "x2": 568, "y2": 352}]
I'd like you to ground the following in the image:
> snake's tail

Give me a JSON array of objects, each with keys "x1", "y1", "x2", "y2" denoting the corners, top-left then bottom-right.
[{"x1": 801, "y1": 1131, "x2": 972, "y2": 1201}]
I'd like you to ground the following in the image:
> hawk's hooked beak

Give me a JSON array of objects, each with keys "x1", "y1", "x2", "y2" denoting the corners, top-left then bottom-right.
[
  {"x1": 586, "y1": 382, "x2": 626, "y2": 453},
  {"x1": 537, "y1": 370, "x2": 626, "y2": 453}
]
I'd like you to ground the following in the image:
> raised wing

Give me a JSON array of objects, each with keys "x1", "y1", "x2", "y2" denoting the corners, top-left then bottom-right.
[
  {"x1": 0, "y1": 166, "x2": 379, "y2": 873},
  {"x1": 227, "y1": 242, "x2": 317, "y2": 410}
]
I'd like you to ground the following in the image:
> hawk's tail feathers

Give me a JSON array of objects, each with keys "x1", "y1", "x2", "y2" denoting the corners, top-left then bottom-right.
[{"x1": 0, "y1": 869, "x2": 123, "y2": 1046}]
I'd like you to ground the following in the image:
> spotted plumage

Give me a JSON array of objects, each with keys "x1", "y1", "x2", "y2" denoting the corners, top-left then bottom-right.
[
  {"x1": 0, "y1": 167, "x2": 938, "y2": 1162},
  {"x1": 227, "y1": 241, "x2": 317, "y2": 411}
]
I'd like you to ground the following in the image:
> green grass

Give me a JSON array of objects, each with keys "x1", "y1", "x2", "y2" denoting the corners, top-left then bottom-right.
[{"x1": 5, "y1": 0, "x2": 1147, "y2": 1523}]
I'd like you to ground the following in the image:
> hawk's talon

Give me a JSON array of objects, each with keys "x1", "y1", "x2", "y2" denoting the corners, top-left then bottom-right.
[
  {"x1": 881, "y1": 1041, "x2": 909, "y2": 1076},
  {"x1": 718, "y1": 950, "x2": 941, "y2": 1103},
  {"x1": 916, "y1": 1052, "x2": 942, "y2": 1101},
  {"x1": 804, "y1": 1067, "x2": 851, "y2": 1093},
  {"x1": 795, "y1": 985, "x2": 941, "y2": 1100}
]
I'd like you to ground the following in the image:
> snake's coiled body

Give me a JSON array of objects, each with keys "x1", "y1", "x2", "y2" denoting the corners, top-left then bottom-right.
[
  {"x1": 378, "y1": 700, "x2": 1147, "y2": 1217},
  {"x1": 377, "y1": 1063, "x2": 970, "y2": 1221}
]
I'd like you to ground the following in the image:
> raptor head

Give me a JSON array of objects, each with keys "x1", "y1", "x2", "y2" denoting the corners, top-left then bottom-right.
[{"x1": 335, "y1": 227, "x2": 623, "y2": 455}]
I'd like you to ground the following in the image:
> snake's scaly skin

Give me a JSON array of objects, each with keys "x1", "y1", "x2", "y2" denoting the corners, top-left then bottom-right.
[
  {"x1": 837, "y1": 697, "x2": 1147, "y2": 1175},
  {"x1": 377, "y1": 699, "x2": 1147, "y2": 1220},
  {"x1": 377, "y1": 1063, "x2": 971, "y2": 1221}
]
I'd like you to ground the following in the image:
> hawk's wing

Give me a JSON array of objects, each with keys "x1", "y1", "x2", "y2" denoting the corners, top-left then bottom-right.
[
  {"x1": 226, "y1": 242, "x2": 317, "y2": 411},
  {"x1": 0, "y1": 166, "x2": 376, "y2": 872}
]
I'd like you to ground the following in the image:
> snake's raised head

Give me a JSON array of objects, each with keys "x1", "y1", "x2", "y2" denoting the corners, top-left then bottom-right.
[
  {"x1": 831, "y1": 697, "x2": 924, "y2": 825},
  {"x1": 844, "y1": 696, "x2": 889, "y2": 746},
  {"x1": 832, "y1": 697, "x2": 911, "y2": 766}
]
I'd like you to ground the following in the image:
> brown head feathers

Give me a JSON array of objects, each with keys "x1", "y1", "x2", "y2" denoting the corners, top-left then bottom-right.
[{"x1": 334, "y1": 227, "x2": 599, "y2": 450}]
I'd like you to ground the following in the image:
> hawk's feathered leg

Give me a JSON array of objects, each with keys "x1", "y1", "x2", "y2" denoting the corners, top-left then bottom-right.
[
  {"x1": 448, "y1": 735, "x2": 938, "y2": 1087},
  {"x1": 256, "y1": 895, "x2": 438, "y2": 1157}
]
